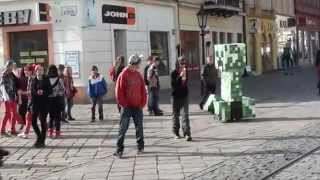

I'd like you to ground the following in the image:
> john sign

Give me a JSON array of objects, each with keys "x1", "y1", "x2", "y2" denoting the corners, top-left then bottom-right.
[
  {"x1": 0, "y1": 9, "x2": 31, "y2": 27},
  {"x1": 102, "y1": 5, "x2": 135, "y2": 25}
]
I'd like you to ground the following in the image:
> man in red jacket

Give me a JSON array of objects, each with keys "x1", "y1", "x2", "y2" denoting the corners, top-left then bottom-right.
[{"x1": 114, "y1": 54, "x2": 147, "y2": 158}]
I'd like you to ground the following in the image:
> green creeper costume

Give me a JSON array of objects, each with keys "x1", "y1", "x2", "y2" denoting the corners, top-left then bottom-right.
[{"x1": 204, "y1": 43, "x2": 255, "y2": 122}]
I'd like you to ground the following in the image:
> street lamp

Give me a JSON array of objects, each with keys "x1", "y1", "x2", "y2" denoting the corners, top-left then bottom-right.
[{"x1": 197, "y1": 5, "x2": 208, "y2": 65}]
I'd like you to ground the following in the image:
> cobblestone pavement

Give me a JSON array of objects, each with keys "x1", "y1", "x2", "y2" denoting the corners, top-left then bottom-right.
[{"x1": 1, "y1": 67, "x2": 320, "y2": 180}]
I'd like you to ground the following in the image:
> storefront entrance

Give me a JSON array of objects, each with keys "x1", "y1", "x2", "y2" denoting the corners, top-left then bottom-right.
[
  {"x1": 180, "y1": 31, "x2": 200, "y2": 80},
  {"x1": 9, "y1": 30, "x2": 48, "y2": 66}
]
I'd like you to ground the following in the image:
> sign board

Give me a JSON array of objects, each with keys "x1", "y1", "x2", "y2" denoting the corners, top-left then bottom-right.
[
  {"x1": 102, "y1": 5, "x2": 135, "y2": 25},
  {"x1": 65, "y1": 51, "x2": 80, "y2": 78},
  {"x1": 0, "y1": 9, "x2": 31, "y2": 27},
  {"x1": 61, "y1": 6, "x2": 77, "y2": 16}
]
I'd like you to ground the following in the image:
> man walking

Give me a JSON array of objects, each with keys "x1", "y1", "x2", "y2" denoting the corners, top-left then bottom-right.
[
  {"x1": 144, "y1": 56, "x2": 153, "y2": 114},
  {"x1": 114, "y1": 54, "x2": 147, "y2": 158},
  {"x1": 199, "y1": 56, "x2": 217, "y2": 110},
  {"x1": 147, "y1": 56, "x2": 163, "y2": 116},
  {"x1": 171, "y1": 56, "x2": 192, "y2": 141}
]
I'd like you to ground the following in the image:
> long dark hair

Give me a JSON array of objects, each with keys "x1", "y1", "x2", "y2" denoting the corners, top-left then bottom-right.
[
  {"x1": 115, "y1": 56, "x2": 125, "y2": 69},
  {"x1": 48, "y1": 65, "x2": 59, "y2": 78}
]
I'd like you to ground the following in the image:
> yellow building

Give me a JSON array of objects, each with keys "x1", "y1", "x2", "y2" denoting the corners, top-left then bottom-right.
[{"x1": 245, "y1": 0, "x2": 278, "y2": 75}]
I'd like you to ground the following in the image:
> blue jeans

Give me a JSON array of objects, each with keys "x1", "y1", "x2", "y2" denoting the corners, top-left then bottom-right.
[
  {"x1": 148, "y1": 87, "x2": 160, "y2": 112},
  {"x1": 116, "y1": 107, "x2": 144, "y2": 152}
]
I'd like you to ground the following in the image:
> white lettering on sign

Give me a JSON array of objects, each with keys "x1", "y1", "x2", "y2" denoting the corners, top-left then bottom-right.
[
  {"x1": 4, "y1": 11, "x2": 17, "y2": 25},
  {"x1": 0, "y1": 9, "x2": 31, "y2": 26},
  {"x1": 104, "y1": 11, "x2": 128, "y2": 19}
]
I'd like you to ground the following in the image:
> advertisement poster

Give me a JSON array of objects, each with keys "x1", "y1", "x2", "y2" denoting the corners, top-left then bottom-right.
[
  {"x1": 65, "y1": 51, "x2": 80, "y2": 78},
  {"x1": 102, "y1": 4, "x2": 135, "y2": 25}
]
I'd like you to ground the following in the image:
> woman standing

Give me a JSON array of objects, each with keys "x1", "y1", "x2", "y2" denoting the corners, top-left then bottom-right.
[
  {"x1": 48, "y1": 65, "x2": 65, "y2": 138},
  {"x1": 0, "y1": 61, "x2": 19, "y2": 136},
  {"x1": 17, "y1": 65, "x2": 34, "y2": 139},
  {"x1": 112, "y1": 56, "x2": 125, "y2": 112},
  {"x1": 31, "y1": 65, "x2": 52, "y2": 148},
  {"x1": 64, "y1": 66, "x2": 76, "y2": 121}
]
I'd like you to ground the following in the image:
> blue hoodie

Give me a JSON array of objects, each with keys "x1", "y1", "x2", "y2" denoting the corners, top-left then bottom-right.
[{"x1": 87, "y1": 74, "x2": 108, "y2": 97}]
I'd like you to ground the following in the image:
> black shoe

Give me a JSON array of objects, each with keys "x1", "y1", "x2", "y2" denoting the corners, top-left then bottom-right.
[
  {"x1": 137, "y1": 148, "x2": 144, "y2": 154},
  {"x1": 91, "y1": 118, "x2": 96, "y2": 123},
  {"x1": 62, "y1": 119, "x2": 69, "y2": 124},
  {"x1": 99, "y1": 117, "x2": 104, "y2": 121},
  {"x1": 113, "y1": 151, "x2": 123, "y2": 159},
  {"x1": 199, "y1": 103, "x2": 204, "y2": 110},
  {"x1": 68, "y1": 117, "x2": 75, "y2": 121},
  {"x1": 185, "y1": 135, "x2": 192, "y2": 142},
  {"x1": 33, "y1": 141, "x2": 45, "y2": 148},
  {"x1": 154, "y1": 112, "x2": 163, "y2": 116},
  {"x1": 0, "y1": 148, "x2": 9, "y2": 157}
]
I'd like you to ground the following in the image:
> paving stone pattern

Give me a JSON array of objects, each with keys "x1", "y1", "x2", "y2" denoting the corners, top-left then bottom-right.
[{"x1": 0, "y1": 67, "x2": 320, "y2": 180}]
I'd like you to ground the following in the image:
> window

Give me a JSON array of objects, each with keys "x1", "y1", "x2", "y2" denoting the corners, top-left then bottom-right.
[
  {"x1": 219, "y1": 32, "x2": 225, "y2": 44},
  {"x1": 227, "y1": 33, "x2": 233, "y2": 43},
  {"x1": 237, "y1": 33, "x2": 243, "y2": 43},
  {"x1": 150, "y1": 31, "x2": 170, "y2": 76}
]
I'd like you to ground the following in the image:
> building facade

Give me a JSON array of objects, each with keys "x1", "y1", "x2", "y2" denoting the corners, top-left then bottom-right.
[
  {"x1": 245, "y1": 0, "x2": 278, "y2": 74},
  {"x1": 295, "y1": 0, "x2": 320, "y2": 65},
  {"x1": 0, "y1": 0, "x2": 178, "y2": 102},
  {"x1": 177, "y1": 0, "x2": 244, "y2": 79}
]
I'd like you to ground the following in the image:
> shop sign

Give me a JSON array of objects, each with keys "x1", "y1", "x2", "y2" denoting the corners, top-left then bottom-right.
[
  {"x1": 102, "y1": 5, "x2": 135, "y2": 25},
  {"x1": 0, "y1": 9, "x2": 31, "y2": 27},
  {"x1": 65, "y1": 51, "x2": 80, "y2": 78},
  {"x1": 61, "y1": 6, "x2": 78, "y2": 16}
]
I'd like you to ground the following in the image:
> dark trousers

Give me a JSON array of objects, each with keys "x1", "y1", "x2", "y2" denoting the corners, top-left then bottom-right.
[
  {"x1": 172, "y1": 97, "x2": 191, "y2": 136},
  {"x1": 49, "y1": 97, "x2": 64, "y2": 131},
  {"x1": 148, "y1": 87, "x2": 160, "y2": 113},
  {"x1": 65, "y1": 97, "x2": 74, "y2": 119},
  {"x1": 18, "y1": 98, "x2": 28, "y2": 124},
  {"x1": 116, "y1": 107, "x2": 144, "y2": 152},
  {"x1": 32, "y1": 109, "x2": 48, "y2": 143},
  {"x1": 91, "y1": 96, "x2": 103, "y2": 119},
  {"x1": 200, "y1": 83, "x2": 216, "y2": 108}
]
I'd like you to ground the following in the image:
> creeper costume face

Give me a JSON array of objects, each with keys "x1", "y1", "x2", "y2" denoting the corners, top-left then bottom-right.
[{"x1": 205, "y1": 43, "x2": 255, "y2": 122}]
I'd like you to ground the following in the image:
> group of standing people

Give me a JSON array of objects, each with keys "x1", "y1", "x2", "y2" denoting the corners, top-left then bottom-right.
[{"x1": 0, "y1": 61, "x2": 76, "y2": 149}]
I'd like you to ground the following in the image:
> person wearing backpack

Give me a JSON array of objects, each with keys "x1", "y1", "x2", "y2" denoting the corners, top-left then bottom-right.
[
  {"x1": 110, "y1": 56, "x2": 126, "y2": 113},
  {"x1": 88, "y1": 65, "x2": 108, "y2": 122},
  {"x1": 48, "y1": 65, "x2": 65, "y2": 138},
  {"x1": 147, "y1": 56, "x2": 163, "y2": 116}
]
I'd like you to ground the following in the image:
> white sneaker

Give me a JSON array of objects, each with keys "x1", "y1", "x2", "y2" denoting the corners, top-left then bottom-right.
[{"x1": 17, "y1": 132, "x2": 28, "y2": 139}]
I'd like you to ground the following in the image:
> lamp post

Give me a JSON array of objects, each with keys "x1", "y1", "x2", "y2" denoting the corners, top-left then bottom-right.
[{"x1": 197, "y1": 5, "x2": 208, "y2": 65}]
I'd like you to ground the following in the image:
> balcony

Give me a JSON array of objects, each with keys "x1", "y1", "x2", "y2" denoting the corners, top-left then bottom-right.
[{"x1": 203, "y1": 0, "x2": 242, "y2": 17}]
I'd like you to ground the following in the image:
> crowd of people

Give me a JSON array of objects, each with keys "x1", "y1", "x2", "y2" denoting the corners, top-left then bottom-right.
[{"x1": 0, "y1": 53, "x2": 218, "y2": 161}]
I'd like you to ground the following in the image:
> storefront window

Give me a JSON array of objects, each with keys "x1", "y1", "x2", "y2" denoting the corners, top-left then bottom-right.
[
  {"x1": 227, "y1": 33, "x2": 233, "y2": 43},
  {"x1": 150, "y1": 31, "x2": 170, "y2": 76},
  {"x1": 219, "y1": 32, "x2": 225, "y2": 44},
  {"x1": 237, "y1": 33, "x2": 243, "y2": 43},
  {"x1": 9, "y1": 30, "x2": 48, "y2": 66}
]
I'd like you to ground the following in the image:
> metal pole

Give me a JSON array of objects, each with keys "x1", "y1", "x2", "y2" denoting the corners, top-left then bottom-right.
[{"x1": 201, "y1": 30, "x2": 206, "y2": 65}]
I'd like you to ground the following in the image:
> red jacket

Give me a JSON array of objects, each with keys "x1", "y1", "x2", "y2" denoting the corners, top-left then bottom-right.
[{"x1": 115, "y1": 67, "x2": 147, "y2": 108}]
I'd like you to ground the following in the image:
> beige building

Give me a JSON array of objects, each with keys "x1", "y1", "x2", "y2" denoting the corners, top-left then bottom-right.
[
  {"x1": 245, "y1": 0, "x2": 278, "y2": 74},
  {"x1": 177, "y1": 0, "x2": 244, "y2": 79}
]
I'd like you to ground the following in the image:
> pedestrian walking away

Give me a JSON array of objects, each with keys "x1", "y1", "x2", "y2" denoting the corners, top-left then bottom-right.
[
  {"x1": 31, "y1": 65, "x2": 52, "y2": 148},
  {"x1": 64, "y1": 66, "x2": 77, "y2": 121},
  {"x1": 114, "y1": 54, "x2": 147, "y2": 158},
  {"x1": 144, "y1": 56, "x2": 153, "y2": 114},
  {"x1": 0, "y1": 60, "x2": 19, "y2": 137},
  {"x1": 147, "y1": 56, "x2": 163, "y2": 116},
  {"x1": 110, "y1": 56, "x2": 126, "y2": 113},
  {"x1": 199, "y1": 56, "x2": 218, "y2": 110},
  {"x1": 58, "y1": 64, "x2": 69, "y2": 124},
  {"x1": 171, "y1": 56, "x2": 192, "y2": 141},
  {"x1": 17, "y1": 65, "x2": 34, "y2": 139},
  {"x1": 87, "y1": 65, "x2": 108, "y2": 122},
  {"x1": 48, "y1": 65, "x2": 65, "y2": 138}
]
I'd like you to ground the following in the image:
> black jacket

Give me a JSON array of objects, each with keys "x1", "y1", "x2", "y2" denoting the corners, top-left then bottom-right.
[
  {"x1": 31, "y1": 75, "x2": 52, "y2": 112},
  {"x1": 171, "y1": 70, "x2": 188, "y2": 99},
  {"x1": 144, "y1": 64, "x2": 150, "y2": 86}
]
